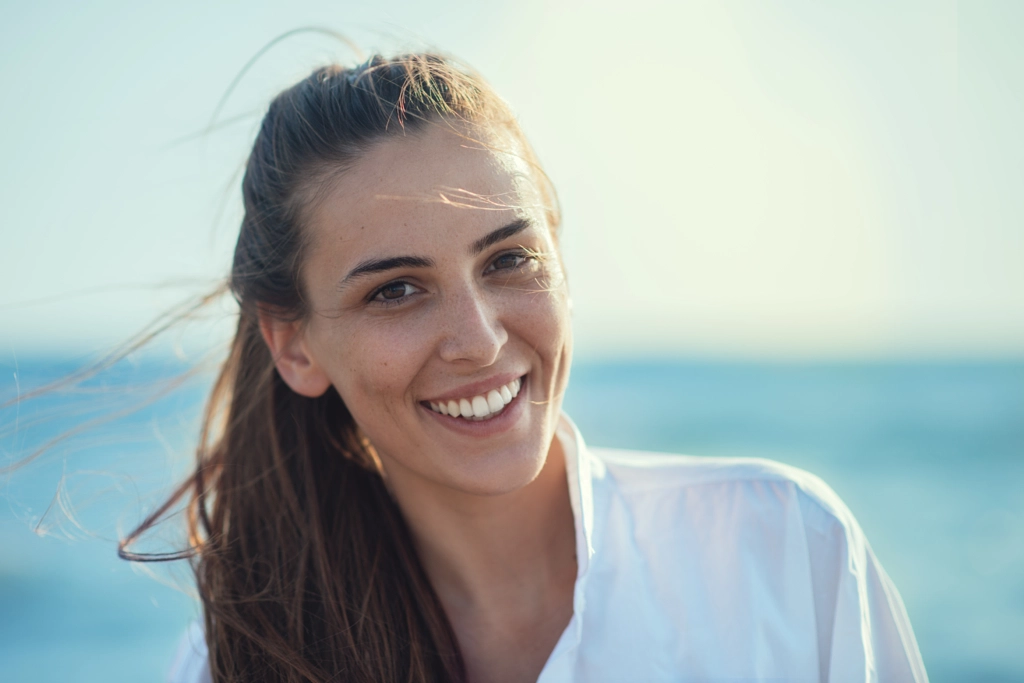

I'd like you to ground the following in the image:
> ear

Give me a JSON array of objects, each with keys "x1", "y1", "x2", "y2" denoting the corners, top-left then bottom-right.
[{"x1": 257, "y1": 309, "x2": 332, "y2": 398}]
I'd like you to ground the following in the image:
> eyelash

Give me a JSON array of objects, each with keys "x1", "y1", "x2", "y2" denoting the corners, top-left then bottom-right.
[{"x1": 367, "y1": 249, "x2": 538, "y2": 308}]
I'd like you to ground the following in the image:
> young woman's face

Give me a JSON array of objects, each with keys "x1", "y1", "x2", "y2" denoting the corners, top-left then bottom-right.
[{"x1": 297, "y1": 123, "x2": 572, "y2": 497}]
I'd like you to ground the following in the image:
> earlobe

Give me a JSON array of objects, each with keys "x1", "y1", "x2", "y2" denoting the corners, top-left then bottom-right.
[{"x1": 257, "y1": 311, "x2": 332, "y2": 398}]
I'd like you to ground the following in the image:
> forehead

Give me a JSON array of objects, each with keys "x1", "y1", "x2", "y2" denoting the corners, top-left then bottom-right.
[{"x1": 302, "y1": 123, "x2": 543, "y2": 269}]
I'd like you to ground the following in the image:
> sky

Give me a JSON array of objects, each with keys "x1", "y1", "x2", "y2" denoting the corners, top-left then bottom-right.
[{"x1": 0, "y1": 0, "x2": 1021, "y2": 359}]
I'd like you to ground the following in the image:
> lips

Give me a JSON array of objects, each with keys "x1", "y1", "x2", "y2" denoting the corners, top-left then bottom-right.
[{"x1": 424, "y1": 376, "x2": 524, "y2": 421}]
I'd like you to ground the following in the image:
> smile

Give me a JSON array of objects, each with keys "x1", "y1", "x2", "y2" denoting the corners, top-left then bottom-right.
[{"x1": 425, "y1": 376, "x2": 523, "y2": 421}]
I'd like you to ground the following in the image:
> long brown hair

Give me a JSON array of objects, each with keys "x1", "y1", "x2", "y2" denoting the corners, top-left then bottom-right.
[{"x1": 117, "y1": 53, "x2": 559, "y2": 682}]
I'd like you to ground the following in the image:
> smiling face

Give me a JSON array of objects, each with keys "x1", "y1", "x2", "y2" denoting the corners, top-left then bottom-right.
[{"x1": 289, "y1": 122, "x2": 572, "y2": 497}]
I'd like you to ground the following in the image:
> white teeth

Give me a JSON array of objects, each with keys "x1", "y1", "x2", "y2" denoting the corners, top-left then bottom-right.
[
  {"x1": 471, "y1": 395, "x2": 489, "y2": 417},
  {"x1": 486, "y1": 390, "x2": 504, "y2": 413},
  {"x1": 426, "y1": 377, "x2": 525, "y2": 420}
]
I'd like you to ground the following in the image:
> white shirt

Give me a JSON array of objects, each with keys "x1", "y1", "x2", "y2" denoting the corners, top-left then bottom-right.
[{"x1": 168, "y1": 415, "x2": 929, "y2": 682}]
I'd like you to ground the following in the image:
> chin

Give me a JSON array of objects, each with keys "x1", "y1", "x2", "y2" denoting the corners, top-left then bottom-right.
[{"x1": 442, "y1": 444, "x2": 551, "y2": 497}]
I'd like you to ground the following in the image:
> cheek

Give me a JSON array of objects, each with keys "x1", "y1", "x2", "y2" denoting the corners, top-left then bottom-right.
[
  {"x1": 510, "y1": 286, "x2": 572, "y2": 359},
  {"x1": 315, "y1": 319, "x2": 432, "y2": 421}
]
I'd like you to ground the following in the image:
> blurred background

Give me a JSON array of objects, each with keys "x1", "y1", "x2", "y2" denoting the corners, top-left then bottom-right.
[{"x1": 1, "y1": 1, "x2": 1021, "y2": 681}]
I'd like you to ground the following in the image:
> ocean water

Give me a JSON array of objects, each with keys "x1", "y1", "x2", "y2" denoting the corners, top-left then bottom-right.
[{"x1": 1, "y1": 358, "x2": 1022, "y2": 682}]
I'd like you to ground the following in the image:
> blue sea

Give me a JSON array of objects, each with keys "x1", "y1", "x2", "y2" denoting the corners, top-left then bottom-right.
[{"x1": 2, "y1": 358, "x2": 1022, "y2": 682}]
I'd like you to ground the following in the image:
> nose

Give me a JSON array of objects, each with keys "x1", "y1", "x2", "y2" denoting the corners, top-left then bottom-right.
[{"x1": 437, "y1": 285, "x2": 508, "y2": 366}]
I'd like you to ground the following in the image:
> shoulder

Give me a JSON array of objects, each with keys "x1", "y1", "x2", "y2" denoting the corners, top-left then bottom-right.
[
  {"x1": 580, "y1": 451, "x2": 928, "y2": 679},
  {"x1": 584, "y1": 447, "x2": 873, "y2": 626},
  {"x1": 166, "y1": 621, "x2": 211, "y2": 683},
  {"x1": 588, "y1": 446, "x2": 858, "y2": 540}
]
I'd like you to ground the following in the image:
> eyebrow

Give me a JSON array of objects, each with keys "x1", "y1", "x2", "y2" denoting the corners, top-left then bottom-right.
[
  {"x1": 338, "y1": 218, "x2": 535, "y2": 290},
  {"x1": 339, "y1": 255, "x2": 435, "y2": 289},
  {"x1": 471, "y1": 217, "x2": 533, "y2": 254}
]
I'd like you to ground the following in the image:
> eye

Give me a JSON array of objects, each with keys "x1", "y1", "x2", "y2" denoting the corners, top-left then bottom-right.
[
  {"x1": 487, "y1": 251, "x2": 528, "y2": 273},
  {"x1": 370, "y1": 281, "x2": 421, "y2": 306}
]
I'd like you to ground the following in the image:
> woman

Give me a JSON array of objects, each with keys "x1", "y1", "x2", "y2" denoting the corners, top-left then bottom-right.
[{"x1": 149, "y1": 53, "x2": 928, "y2": 682}]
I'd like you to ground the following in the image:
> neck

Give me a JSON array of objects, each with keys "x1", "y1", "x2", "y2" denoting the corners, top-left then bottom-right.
[{"x1": 385, "y1": 435, "x2": 577, "y2": 613}]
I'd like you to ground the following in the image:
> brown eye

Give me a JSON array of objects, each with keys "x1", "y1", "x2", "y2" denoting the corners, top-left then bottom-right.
[
  {"x1": 368, "y1": 281, "x2": 422, "y2": 308},
  {"x1": 379, "y1": 282, "x2": 410, "y2": 300}
]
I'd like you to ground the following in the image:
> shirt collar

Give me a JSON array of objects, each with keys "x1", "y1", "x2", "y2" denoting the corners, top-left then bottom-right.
[
  {"x1": 557, "y1": 412, "x2": 597, "y2": 583},
  {"x1": 548, "y1": 412, "x2": 598, "y2": 658}
]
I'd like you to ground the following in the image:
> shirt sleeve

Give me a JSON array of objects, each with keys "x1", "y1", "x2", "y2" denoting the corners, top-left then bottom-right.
[
  {"x1": 799, "y1": 483, "x2": 930, "y2": 683},
  {"x1": 166, "y1": 621, "x2": 212, "y2": 683}
]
